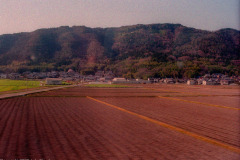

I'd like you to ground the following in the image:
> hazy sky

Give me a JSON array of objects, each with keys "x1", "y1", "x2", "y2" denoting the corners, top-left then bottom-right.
[{"x1": 0, "y1": 0, "x2": 239, "y2": 35}]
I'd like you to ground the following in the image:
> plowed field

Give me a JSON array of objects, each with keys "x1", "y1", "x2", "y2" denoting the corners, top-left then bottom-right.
[{"x1": 0, "y1": 84, "x2": 239, "y2": 159}]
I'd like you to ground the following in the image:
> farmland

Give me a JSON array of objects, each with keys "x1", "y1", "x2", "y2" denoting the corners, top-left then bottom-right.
[
  {"x1": 0, "y1": 79, "x2": 41, "y2": 92},
  {"x1": 0, "y1": 84, "x2": 239, "y2": 159}
]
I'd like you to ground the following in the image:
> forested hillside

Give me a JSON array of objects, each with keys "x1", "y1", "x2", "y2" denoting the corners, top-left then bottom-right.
[{"x1": 0, "y1": 24, "x2": 239, "y2": 78}]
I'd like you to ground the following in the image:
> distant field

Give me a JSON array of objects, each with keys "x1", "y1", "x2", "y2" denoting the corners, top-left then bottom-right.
[
  {"x1": 0, "y1": 79, "x2": 41, "y2": 92},
  {"x1": 85, "y1": 84, "x2": 130, "y2": 88}
]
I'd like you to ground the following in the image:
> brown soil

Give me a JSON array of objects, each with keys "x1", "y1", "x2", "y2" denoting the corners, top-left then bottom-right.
[{"x1": 0, "y1": 84, "x2": 239, "y2": 159}]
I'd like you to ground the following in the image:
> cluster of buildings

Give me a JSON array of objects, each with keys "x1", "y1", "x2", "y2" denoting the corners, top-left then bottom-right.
[
  {"x1": 155, "y1": 74, "x2": 239, "y2": 86},
  {"x1": 186, "y1": 73, "x2": 239, "y2": 85},
  {"x1": 0, "y1": 70, "x2": 115, "y2": 85},
  {"x1": 0, "y1": 71, "x2": 239, "y2": 86},
  {"x1": 111, "y1": 74, "x2": 239, "y2": 86}
]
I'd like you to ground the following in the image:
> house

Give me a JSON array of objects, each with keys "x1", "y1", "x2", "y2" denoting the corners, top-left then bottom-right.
[
  {"x1": 220, "y1": 79, "x2": 234, "y2": 85},
  {"x1": 212, "y1": 78, "x2": 221, "y2": 85},
  {"x1": 187, "y1": 80, "x2": 197, "y2": 85},
  {"x1": 112, "y1": 78, "x2": 130, "y2": 84},
  {"x1": 175, "y1": 79, "x2": 186, "y2": 84},
  {"x1": 8, "y1": 73, "x2": 21, "y2": 80},
  {"x1": 59, "y1": 71, "x2": 68, "y2": 78},
  {"x1": 67, "y1": 69, "x2": 75, "y2": 73},
  {"x1": 95, "y1": 71, "x2": 105, "y2": 77},
  {"x1": 47, "y1": 71, "x2": 59, "y2": 78},
  {"x1": 213, "y1": 73, "x2": 225, "y2": 79},
  {"x1": 0, "y1": 74, "x2": 7, "y2": 79},
  {"x1": 197, "y1": 79, "x2": 203, "y2": 85},
  {"x1": 202, "y1": 80, "x2": 215, "y2": 85},
  {"x1": 46, "y1": 78, "x2": 62, "y2": 85},
  {"x1": 84, "y1": 75, "x2": 95, "y2": 82},
  {"x1": 63, "y1": 77, "x2": 74, "y2": 81},
  {"x1": 148, "y1": 78, "x2": 155, "y2": 83},
  {"x1": 203, "y1": 74, "x2": 211, "y2": 78},
  {"x1": 104, "y1": 75, "x2": 114, "y2": 81},
  {"x1": 136, "y1": 79, "x2": 149, "y2": 84},
  {"x1": 104, "y1": 71, "x2": 114, "y2": 77},
  {"x1": 99, "y1": 77, "x2": 106, "y2": 82},
  {"x1": 113, "y1": 78, "x2": 145, "y2": 84},
  {"x1": 164, "y1": 78, "x2": 175, "y2": 84},
  {"x1": 113, "y1": 78, "x2": 126, "y2": 82},
  {"x1": 73, "y1": 73, "x2": 82, "y2": 80},
  {"x1": 37, "y1": 72, "x2": 47, "y2": 79}
]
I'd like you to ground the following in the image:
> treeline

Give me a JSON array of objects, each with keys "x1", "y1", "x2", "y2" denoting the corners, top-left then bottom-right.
[{"x1": 1, "y1": 57, "x2": 238, "y2": 80}]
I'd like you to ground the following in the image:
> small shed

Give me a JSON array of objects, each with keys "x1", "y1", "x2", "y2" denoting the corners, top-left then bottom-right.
[{"x1": 46, "y1": 78, "x2": 62, "y2": 85}]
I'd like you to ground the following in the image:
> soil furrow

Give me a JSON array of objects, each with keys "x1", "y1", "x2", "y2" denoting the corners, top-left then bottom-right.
[
  {"x1": 41, "y1": 97, "x2": 83, "y2": 159},
  {"x1": 56, "y1": 97, "x2": 134, "y2": 159},
  {"x1": 63, "y1": 98, "x2": 185, "y2": 159},
  {"x1": 0, "y1": 98, "x2": 19, "y2": 138},
  {"x1": 35, "y1": 98, "x2": 56, "y2": 159},
  {"x1": 3, "y1": 98, "x2": 24, "y2": 158},
  {"x1": 53, "y1": 97, "x2": 121, "y2": 159},
  {"x1": 28, "y1": 98, "x2": 45, "y2": 159},
  {"x1": 15, "y1": 98, "x2": 29, "y2": 158},
  {"x1": 48, "y1": 97, "x2": 97, "y2": 159}
]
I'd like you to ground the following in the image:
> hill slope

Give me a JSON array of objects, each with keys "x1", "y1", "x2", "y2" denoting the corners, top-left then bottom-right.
[{"x1": 0, "y1": 24, "x2": 239, "y2": 78}]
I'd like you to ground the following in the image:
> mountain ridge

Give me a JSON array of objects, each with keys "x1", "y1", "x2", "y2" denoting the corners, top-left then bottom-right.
[{"x1": 0, "y1": 23, "x2": 239, "y2": 78}]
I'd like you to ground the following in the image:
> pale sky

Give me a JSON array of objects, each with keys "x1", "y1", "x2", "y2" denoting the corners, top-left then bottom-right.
[{"x1": 0, "y1": 0, "x2": 239, "y2": 35}]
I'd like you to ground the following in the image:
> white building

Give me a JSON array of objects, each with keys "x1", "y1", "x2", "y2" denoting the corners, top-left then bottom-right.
[
  {"x1": 46, "y1": 78, "x2": 62, "y2": 85},
  {"x1": 112, "y1": 78, "x2": 126, "y2": 82}
]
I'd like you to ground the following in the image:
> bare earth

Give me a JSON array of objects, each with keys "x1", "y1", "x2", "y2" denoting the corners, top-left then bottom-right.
[{"x1": 0, "y1": 84, "x2": 239, "y2": 159}]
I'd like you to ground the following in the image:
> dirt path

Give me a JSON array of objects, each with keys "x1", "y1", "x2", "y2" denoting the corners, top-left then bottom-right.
[{"x1": 0, "y1": 85, "x2": 75, "y2": 99}]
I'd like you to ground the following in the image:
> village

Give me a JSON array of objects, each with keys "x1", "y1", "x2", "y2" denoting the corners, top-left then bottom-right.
[{"x1": 0, "y1": 69, "x2": 239, "y2": 86}]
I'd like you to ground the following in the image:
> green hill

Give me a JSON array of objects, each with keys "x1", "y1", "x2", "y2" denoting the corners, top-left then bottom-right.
[{"x1": 0, "y1": 24, "x2": 239, "y2": 78}]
